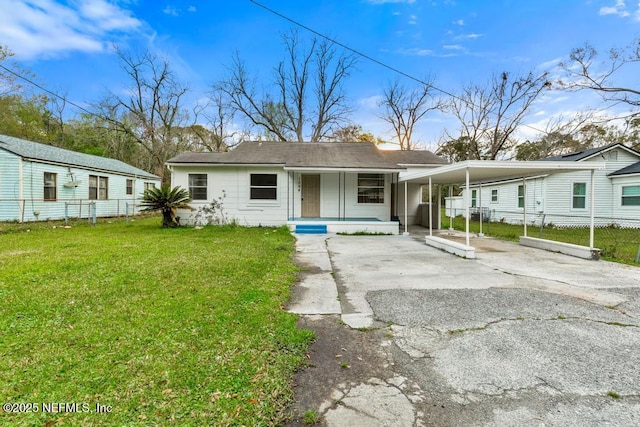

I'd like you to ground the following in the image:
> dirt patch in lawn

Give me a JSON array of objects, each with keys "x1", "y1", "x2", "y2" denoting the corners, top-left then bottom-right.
[{"x1": 285, "y1": 315, "x2": 395, "y2": 426}]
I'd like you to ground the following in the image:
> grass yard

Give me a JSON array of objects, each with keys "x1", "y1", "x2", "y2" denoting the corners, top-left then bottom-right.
[
  {"x1": 0, "y1": 217, "x2": 313, "y2": 426},
  {"x1": 442, "y1": 215, "x2": 640, "y2": 264}
]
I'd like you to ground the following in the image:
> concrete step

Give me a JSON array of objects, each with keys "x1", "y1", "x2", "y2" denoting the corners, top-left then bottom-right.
[{"x1": 296, "y1": 224, "x2": 328, "y2": 234}]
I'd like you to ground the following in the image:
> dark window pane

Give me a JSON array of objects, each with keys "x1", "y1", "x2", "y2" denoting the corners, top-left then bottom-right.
[
  {"x1": 190, "y1": 188, "x2": 208, "y2": 200},
  {"x1": 251, "y1": 187, "x2": 277, "y2": 200},
  {"x1": 251, "y1": 174, "x2": 277, "y2": 186}
]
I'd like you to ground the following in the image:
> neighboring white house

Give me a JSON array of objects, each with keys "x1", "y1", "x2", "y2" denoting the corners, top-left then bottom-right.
[
  {"x1": 0, "y1": 134, "x2": 161, "y2": 222},
  {"x1": 455, "y1": 143, "x2": 640, "y2": 227},
  {"x1": 167, "y1": 141, "x2": 447, "y2": 234}
]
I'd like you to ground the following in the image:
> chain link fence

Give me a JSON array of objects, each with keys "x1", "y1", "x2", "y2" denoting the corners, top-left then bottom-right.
[
  {"x1": 0, "y1": 198, "x2": 145, "y2": 224},
  {"x1": 443, "y1": 208, "x2": 640, "y2": 264}
]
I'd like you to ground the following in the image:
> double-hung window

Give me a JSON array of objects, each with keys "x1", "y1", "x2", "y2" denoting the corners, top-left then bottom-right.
[
  {"x1": 471, "y1": 189, "x2": 477, "y2": 208},
  {"x1": 517, "y1": 185, "x2": 524, "y2": 208},
  {"x1": 250, "y1": 174, "x2": 277, "y2": 200},
  {"x1": 89, "y1": 175, "x2": 108, "y2": 200},
  {"x1": 189, "y1": 174, "x2": 208, "y2": 200},
  {"x1": 491, "y1": 189, "x2": 498, "y2": 203},
  {"x1": 357, "y1": 174, "x2": 384, "y2": 204},
  {"x1": 126, "y1": 179, "x2": 133, "y2": 195},
  {"x1": 44, "y1": 172, "x2": 57, "y2": 201},
  {"x1": 622, "y1": 185, "x2": 640, "y2": 206},
  {"x1": 572, "y1": 182, "x2": 586, "y2": 209}
]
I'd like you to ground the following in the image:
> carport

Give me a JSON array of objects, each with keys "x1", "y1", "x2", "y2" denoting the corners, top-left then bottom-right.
[{"x1": 398, "y1": 160, "x2": 605, "y2": 259}]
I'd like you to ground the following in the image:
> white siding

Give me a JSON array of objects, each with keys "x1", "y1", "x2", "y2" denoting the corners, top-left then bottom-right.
[
  {"x1": 173, "y1": 167, "x2": 397, "y2": 226},
  {"x1": 0, "y1": 149, "x2": 159, "y2": 222},
  {"x1": 0, "y1": 149, "x2": 21, "y2": 220},
  {"x1": 173, "y1": 166, "x2": 293, "y2": 226},
  {"x1": 457, "y1": 147, "x2": 640, "y2": 227}
]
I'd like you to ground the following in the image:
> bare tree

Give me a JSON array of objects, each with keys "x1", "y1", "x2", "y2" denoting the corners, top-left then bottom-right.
[
  {"x1": 378, "y1": 78, "x2": 443, "y2": 150},
  {"x1": 439, "y1": 71, "x2": 551, "y2": 160},
  {"x1": 214, "y1": 30, "x2": 357, "y2": 142},
  {"x1": 514, "y1": 112, "x2": 597, "y2": 160},
  {"x1": 559, "y1": 40, "x2": 640, "y2": 116},
  {"x1": 97, "y1": 48, "x2": 190, "y2": 181}
]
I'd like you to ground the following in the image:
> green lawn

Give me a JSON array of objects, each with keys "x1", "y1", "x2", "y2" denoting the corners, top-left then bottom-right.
[
  {"x1": 442, "y1": 214, "x2": 640, "y2": 264},
  {"x1": 0, "y1": 217, "x2": 313, "y2": 426}
]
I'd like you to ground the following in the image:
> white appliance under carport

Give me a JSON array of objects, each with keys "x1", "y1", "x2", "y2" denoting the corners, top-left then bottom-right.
[{"x1": 399, "y1": 160, "x2": 606, "y2": 259}]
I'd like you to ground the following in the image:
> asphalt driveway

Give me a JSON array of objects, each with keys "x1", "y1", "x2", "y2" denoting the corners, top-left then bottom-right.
[{"x1": 288, "y1": 231, "x2": 640, "y2": 426}]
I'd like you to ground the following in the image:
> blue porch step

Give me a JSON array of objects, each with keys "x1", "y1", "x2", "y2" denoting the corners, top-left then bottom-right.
[{"x1": 295, "y1": 224, "x2": 327, "y2": 234}]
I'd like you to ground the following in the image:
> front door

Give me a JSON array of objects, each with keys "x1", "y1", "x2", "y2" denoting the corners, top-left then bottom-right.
[{"x1": 301, "y1": 175, "x2": 321, "y2": 218}]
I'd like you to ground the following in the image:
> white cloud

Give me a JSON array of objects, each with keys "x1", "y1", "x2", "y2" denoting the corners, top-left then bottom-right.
[
  {"x1": 0, "y1": 0, "x2": 142, "y2": 60},
  {"x1": 599, "y1": 0, "x2": 632, "y2": 17},
  {"x1": 443, "y1": 44, "x2": 464, "y2": 50},
  {"x1": 453, "y1": 19, "x2": 464, "y2": 26},
  {"x1": 188, "y1": 5, "x2": 197, "y2": 13},
  {"x1": 397, "y1": 47, "x2": 435, "y2": 56},
  {"x1": 408, "y1": 14, "x2": 417, "y2": 24},
  {"x1": 163, "y1": 6, "x2": 179, "y2": 16}
]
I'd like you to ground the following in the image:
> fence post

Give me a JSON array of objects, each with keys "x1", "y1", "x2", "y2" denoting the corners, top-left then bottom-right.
[
  {"x1": 636, "y1": 245, "x2": 640, "y2": 263},
  {"x1": 125, "y1": 202, "x2": 129, "y2": 225},
  {"x1": 539, "y1": 214, "x2": 546, "y2": 239},
  {"x1": 65, "y1": 202, "x2": 68, "y2": 225}
]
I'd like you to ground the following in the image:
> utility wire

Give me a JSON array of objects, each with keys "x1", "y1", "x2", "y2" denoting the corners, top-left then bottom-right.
[
  {"x1": 248, "y1": 0, "x2": 559, "y2": 136},
  {"x1": 0, "y1": 63, "x2": 121, "y2": 126}
]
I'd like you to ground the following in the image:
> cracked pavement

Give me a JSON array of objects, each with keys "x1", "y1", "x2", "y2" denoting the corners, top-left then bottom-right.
[{"x1": 287, "y1": 232, "x2": 640, "y2": 426}]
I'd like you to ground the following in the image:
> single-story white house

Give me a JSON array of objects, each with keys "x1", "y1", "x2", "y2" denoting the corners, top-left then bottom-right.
[
  {"x1": 452, "y1": 143, "x2": 640, "y2": 228},
  {"x1": 167, "y1": 141, "x2": 447, "y2": 234},
  {"x1": 0, "y1": 134, "x2": 161, "y2": 222}
]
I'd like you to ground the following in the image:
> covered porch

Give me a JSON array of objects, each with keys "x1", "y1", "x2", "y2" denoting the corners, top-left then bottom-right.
[{"x1": 399, "y1": 160, "x2": 606, "y2": 259}]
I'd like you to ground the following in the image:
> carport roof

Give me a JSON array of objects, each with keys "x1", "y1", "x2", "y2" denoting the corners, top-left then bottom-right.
[{"x1": 398, "y1": 160, "x2": 606, "y2": 185}]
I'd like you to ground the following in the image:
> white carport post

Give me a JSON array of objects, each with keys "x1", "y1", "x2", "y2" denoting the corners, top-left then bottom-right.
[
  {"x1": 465, "y1": 166, "x2": 470, "y2": 247},
  {"x1": 589, "y1": 169, "x2": 595, "y2": 249},
  {"x1": 448, "y1": 184, "x2": 454, "y2": 230},
  {"x1": 478, "y1": 182, "x2": 484, "y2": 237},
  {"x1": 403, "y1": 180, "x2": 409, "y2": 236},
  {"x1": 522, "y1": 177, "x2": 528, "y2": 237},
  {"x1": 428, "y1": 176, "x2": 433, "y2": 237}
]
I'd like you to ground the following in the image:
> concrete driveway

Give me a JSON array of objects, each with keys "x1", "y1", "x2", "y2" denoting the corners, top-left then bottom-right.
[{"x1": 288, "y1": 231, "x2": 640, "y2": 426}]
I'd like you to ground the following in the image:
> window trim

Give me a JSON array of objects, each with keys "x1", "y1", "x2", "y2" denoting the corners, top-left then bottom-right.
[
  {"x1": 126, "y1": 179, "x2": 133, "y2": 195},
  {"x1": 621, "y1": 185, "x2": 640, "y2": 207},
  {"x1": 188, "y1": 174, "x2": 208, "y2": 200},
  {"x1": 572, "y1": 182, "x2": 587, "y2": 210},
  {"x1": 357, "y1": 173, "x2": 385, "y2": 204},
  {"x1": 250, "y1": 173, "x2": 278, "y2": 201},
  {"x1": 44, "y1": 172, "x2": 57, "y2": 201},
  {"x1": 491, "y1": 188, "x2": 498, "y2": 204},
  {"x1": 470, "y1": 189, "x2": 477, "y2": 208},
  {"x1": 517, "y1": 185, "x2": 524, "y2": 209}
]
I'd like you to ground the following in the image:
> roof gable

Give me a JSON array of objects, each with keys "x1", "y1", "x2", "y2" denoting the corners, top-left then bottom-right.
[
  {"x1": 0, "y1": 134, "x2": 159, "y2": 179},
  {"x1": 167, "y1": 141, "x2": 446, "y2": 170}
]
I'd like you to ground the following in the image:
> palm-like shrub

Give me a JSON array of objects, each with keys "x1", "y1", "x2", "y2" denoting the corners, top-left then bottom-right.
[{"x1": 141, "y1": 185, "x2": 193, "y2": 228}]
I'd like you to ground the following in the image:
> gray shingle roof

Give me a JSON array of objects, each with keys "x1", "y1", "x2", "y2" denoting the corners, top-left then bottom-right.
[
  {"x1": 0, "y1": 134, "x2": 159, "y2": 179},
  {"x1": 380, "y1": 149, "x2": 448, "y2": 165},
  {"x1": 609, "y1": 160, "x2": 640, "y2": 176},
  {"x1": 542, "y1": 143, "x2": 640, "y2": 162},
  {"x1": 167, "y1": 141, "x2": 445, "y2": 170}
]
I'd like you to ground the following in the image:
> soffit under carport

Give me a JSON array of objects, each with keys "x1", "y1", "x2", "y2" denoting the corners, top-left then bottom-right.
[{"x1": 398, "y1": 160, "x2": 606, "y2": 185}]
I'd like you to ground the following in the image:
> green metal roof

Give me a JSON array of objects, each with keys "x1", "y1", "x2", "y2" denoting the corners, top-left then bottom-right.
[{"x1": 0, "y1": 134, "x2": 159, "y2": 180}]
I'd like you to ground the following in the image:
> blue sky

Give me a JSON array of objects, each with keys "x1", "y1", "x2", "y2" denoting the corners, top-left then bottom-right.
[{"x1": 1, "y1": 0, "x2": 639, "y2": 149}]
